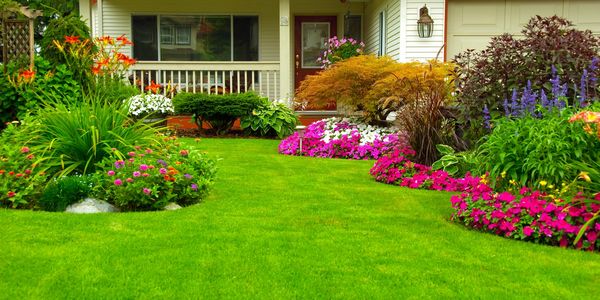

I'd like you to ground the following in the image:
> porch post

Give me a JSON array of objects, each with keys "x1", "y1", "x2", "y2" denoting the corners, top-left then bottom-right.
[
  {"x1": 79, "y1": 0, "x2": 91, "y2": 30},
  {"x1": 279, "y1": 0, "x2": 292, "y2": 103}
]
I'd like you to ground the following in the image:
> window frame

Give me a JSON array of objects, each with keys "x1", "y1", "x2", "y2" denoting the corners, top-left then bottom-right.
[
  {"x1": 378, "y1": 10, "x2": 386, "y2": 56},
  {"x1": 344, "y1": 14, "x2": 363, "y2": 42},
  {"x1": 131, "y1": 13, "x2": 260, "y2": 62}
]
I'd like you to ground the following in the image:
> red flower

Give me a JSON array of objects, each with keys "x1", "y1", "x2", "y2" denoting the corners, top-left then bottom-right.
[
  {"x1": 64, "y1": 35, "x2": 80, "y2": 44},
  {"x1": 8, "y1": 171, "x2": 14, "y2": 176},
  {"x1": 27, "y1": 154, "x2": 35, "y2": 160},
  {"x1": 91, "y1": 65, "x2": 103, "y2": 75},
  {"x1": 96, "y1": 58, "x2": 110, "y2": 67},
  {"x1": 7, "y1": 191, "x2": 16, "y2": 198},
  {"x1": 145, "y1": 81, "x2": 162, "y2": 94},
  {"x1": 0, "y1": 170, "x2": 5, "y2": 175},
  {"x1": 18, "y1": 70, "x2": 35, "y2": 82},
  {"x1": 21, "y1": 147, "x2": 30, "y2": 153},
  {"x1": 98, "y1": 36, "x2": 115, "y2": 45},
  {"x1": 116, "y1": 34, "x2": 133, "y2": 46}
]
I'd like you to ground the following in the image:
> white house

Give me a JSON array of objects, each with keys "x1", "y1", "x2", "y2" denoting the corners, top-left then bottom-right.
[{"x1": 79, "y1": 0, "x2": 600, "y2": 110}]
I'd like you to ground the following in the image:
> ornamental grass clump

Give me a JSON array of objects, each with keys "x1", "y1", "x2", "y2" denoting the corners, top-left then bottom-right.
[{"x1": 279, "y1": 117, "x2": 407, "y2": 160}]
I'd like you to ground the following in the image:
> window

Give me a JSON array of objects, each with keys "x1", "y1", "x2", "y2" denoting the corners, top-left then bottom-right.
[
  {"x1": 132, "y1": 15, "x2": 259, "y2": 61},
  {"x1": 132, "y1": 16, "x2": 158, "y2": 61},
  {"x1": 344, "y1": 15, "x2": 362, "y2": 41},
  {"x1": 378, "y1": 11, "x2": 386, "y2": 56}
]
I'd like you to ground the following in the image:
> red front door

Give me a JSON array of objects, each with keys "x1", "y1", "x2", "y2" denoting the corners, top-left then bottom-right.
[{"x1": 294, "y1": 16, "x2": 337, "y2": 111}]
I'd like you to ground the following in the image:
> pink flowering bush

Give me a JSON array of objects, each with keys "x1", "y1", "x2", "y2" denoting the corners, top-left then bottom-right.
[
  {"x1": 451, "y1": 184, "x2": 600, "y2": 251},
  {"x1": 371, "y1": 149, "x2": 600, "y2": 251},
  {"x1": 317, "y1": 36, "x2": 365, "y2": 68},
  {"x1": 0, "y1": 123, "x2": 48, "y2": 209},
  {"x1": 95, "y1": 137, "x2": 216, "y2": 211},
  {"x1": 370, "y1": 148, "x2": 477, "y2": 192},
  {"x1": 279, "y1": 117, "x2": 407, "y2": 160}
]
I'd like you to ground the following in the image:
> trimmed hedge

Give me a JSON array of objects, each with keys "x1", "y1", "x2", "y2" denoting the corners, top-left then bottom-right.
[{"x1": 173, "y1": 92, "x2": 265, "y2": 135}]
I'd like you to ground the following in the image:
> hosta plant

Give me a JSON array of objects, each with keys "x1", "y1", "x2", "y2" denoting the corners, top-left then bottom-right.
[{"x1": 240, "y1": 100, "x2": 298, "y2": 138}]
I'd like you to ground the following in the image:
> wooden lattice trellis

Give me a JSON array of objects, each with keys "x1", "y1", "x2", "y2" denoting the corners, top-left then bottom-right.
[
  {"x1": 2, "y1": 19, "x2": 30, "y2": 65},
  {"x1": 1, "y1": 6, "x2": 42, "y2": 70}
]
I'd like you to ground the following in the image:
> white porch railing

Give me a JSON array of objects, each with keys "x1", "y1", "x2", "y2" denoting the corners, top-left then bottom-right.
[{"x1": 128, "y1": 61, "x2": 281, "y2": 100}]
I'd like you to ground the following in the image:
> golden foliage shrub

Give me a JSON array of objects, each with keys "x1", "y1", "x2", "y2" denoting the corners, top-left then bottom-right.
[{"x1": 294, "y1": 55, "x2": 456, "y2": 124}]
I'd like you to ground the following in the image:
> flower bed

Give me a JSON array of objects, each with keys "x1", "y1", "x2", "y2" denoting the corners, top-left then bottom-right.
[
  {"x1": 278, "y1": 117, "x2": 406, "y2": 160},
  {"x1": 370, "y1": 150, "x2": 600, "y2": 251},
  {"x1": 451, "y1": 184, "x2": 600, "y2": 251}
]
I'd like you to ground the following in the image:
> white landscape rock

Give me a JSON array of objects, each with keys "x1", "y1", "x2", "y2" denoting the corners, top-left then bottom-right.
[
  {"x1": 66, "y1": 198, "x2": 119, "y2": 214},
  {"x1": 163, "y1": 202, "x2": 182, "y2": 211}
]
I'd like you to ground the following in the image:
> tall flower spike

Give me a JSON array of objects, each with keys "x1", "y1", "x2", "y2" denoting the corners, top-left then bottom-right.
[
  {"x1": 510, "y1": 88, "x2": 519, "y2": 117},
  {"x1": 579, "y1": 69, "x2": 588, "y2": 108},
  {"x1": 483, "y1": 105, "x2": 491, "y2": 129}
]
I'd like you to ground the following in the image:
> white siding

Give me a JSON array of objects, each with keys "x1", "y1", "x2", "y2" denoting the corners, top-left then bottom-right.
[
  {"x1": 405, "y1": 0, "x2": 445, "y2": 61},
  {"x1": 364, "y1": 0, "x2": 402, "y2": 59},
  {"x1": 447, "y1": 0, "x2": 600, "y2": 60}
]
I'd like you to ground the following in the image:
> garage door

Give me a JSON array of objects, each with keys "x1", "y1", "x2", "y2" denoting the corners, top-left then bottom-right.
[{"x1": 447, "y1": 0, "x2": 600, "y2": 59}]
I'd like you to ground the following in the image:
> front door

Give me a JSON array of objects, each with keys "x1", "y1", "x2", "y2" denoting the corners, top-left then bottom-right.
[{"x1": 294, "y1": 16, "x2": 337, "y2": 110}]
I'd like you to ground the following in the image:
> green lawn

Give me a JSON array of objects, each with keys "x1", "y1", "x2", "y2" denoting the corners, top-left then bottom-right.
[{"x1": 1, "y1": 138, "x2": 599, "y2": 299}]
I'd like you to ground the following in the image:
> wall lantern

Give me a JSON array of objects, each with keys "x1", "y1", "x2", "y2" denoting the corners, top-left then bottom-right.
[{"x1": 417, "y1": 4, "x2": 434, "y2": 38}]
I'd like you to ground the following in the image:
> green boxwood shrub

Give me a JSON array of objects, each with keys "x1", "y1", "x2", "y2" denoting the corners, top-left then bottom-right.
[
  {"x1": 39, "y1": 176, "x2": 94, "y2": 212},
  {"x1": 173, "y1": 92, "x2": 264, "y2": 135},
  {"x1": 240, "y1": 101, "x2": 298, "y2": 139}
]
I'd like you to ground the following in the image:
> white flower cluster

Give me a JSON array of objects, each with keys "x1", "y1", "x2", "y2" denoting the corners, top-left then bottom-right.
[
  {"x1": 320, "y1": 117, "x2": 397, "y2": 145},
  {"x1": 125, "y1": 94, "x2": 175, "y2": 117}
]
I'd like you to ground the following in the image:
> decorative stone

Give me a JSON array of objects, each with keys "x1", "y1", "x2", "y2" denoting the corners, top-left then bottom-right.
[
  {"x1": 163, "y1": 202, "x2": 182, "y2": 211},
  {"x1": 66, "y1": 198, "x2": 119, "y2": 214}
]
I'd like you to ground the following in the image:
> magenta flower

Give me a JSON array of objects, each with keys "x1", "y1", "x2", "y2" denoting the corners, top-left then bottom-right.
[
  {"x1": 133, "y1": 171, "x2": 141, "y2": 177},
  {"x1": 139, "y1": 164, "x2": 149, "y2": 171},
  {"x1": 523, "y1": 226, "x2": 534, "y2": 236},
  {"x1": 143, "y1": 188, "x2": 151, "y2": 195},
  {"x1": 114, "y1": 179, "x2": 123, "y2": 186},
  {"x1": 159, "y1": 168, "x2": 167, "y2": 174},
  {"x1": 107, "y1": 170, "x2": 115, "y2": 176},
  {"x1": 191, "y1": 183, "x2": 198, "y2": 191},
  {"x1": 114, "y1": 160, "x2": 125, "y2": 169},
  {"x1": 128, "y1": 151, "x2": 136, "y2": 157}
]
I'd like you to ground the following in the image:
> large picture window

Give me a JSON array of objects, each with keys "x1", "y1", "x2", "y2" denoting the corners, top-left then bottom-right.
[{"x1": 132, "y1": 15, "x2": 259, "y2": 61}]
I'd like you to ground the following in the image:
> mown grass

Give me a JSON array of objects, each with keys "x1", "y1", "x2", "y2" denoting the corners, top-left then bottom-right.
[{"x1": 0, "y1": 138, "x2": 599, "y2": 299}]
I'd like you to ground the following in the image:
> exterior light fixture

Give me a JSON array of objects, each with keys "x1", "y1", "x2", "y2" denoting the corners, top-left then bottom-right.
[{"x1": 417, "y1": 4, "x2": 434, "y2": 38}]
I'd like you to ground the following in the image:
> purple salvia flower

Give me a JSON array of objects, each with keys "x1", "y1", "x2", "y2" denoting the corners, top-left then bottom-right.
[
  {"x1": 540, "y1": 89, "x2": 550, "y2": 112},
  {"x1": 579, "y1": 69, "x2": 588, "y2": 107},
  {"x1": 510, "y1": 89, "x2": 519, "y2": 117},
  {"x1": 483, "y1": 105, "x2": 491, "y2": 129}
]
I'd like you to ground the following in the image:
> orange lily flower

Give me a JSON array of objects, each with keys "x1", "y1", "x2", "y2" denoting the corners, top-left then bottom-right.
[{"x1": 64, "y1": 35, "x2": 80, "y2": 44}]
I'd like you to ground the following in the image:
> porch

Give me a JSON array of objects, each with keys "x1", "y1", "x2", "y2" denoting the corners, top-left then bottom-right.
[{"x1": 80, "y1": 0, "x2": 372, "y2": 104}]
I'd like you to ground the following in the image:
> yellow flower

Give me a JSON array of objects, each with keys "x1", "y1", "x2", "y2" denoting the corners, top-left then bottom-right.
[
  {"x1": 548, "y1": 184, "x2": 554, "y2": 189},
  {"x1": 501, "y1": 171, "x2": 507, "y2": 178},
  {"x1": 579, "y1": 171, "x2": 591, "y2": 183},
  {"x1": 509, "y1": 179, "x2": 517, "y2": 185},
  {"x1": 539, "y1": 180, "x2": 547, "y2": 187}
]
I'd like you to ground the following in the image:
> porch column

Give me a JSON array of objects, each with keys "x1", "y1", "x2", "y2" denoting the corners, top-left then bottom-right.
[
  {"x1": 279, "y1": 0, "x2": 293, "y2": 103},
  {"x1": 79, "y1": 0, "x2": 91, "y2": 30}
]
